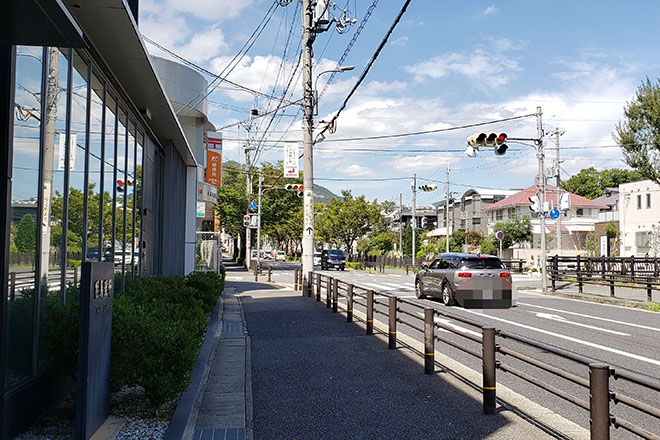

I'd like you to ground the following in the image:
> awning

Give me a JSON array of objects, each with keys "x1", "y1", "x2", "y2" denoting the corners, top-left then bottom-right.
[{"x1": 2, "y1": 0, "x2": 85, "y2": 47}]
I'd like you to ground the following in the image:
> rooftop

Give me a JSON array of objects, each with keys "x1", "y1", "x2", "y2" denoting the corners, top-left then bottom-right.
[{"x1": 485, "y1": 185, "x2": 607, "y2": 211}]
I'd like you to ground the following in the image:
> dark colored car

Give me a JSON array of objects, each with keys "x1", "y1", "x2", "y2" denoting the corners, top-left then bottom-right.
[
  {"x1": 415, "y1": 253, "x2": 512, "y2": 308},
  {"x1": 321, "y1": 250, "x2": 345, "y2": 271}
]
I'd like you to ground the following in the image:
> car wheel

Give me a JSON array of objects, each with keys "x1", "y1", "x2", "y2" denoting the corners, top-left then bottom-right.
[
  {"x1": 415, "y1": 279, "x2": 426, "y2": 299},
  {"x1": 341, "y1": 267, "x2": 345, "y2": 271},
  {"x1": 442, "y1": 283, "x2": 455, "y2": 306}
]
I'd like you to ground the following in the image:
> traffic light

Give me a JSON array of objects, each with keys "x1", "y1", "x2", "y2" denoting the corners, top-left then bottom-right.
[
  {"x1": 529, "y1": 194, "x2": 540, "y2": 213},
  {"x1": 418, "y1": 184, "x2": 438, "y2": 192},
  {"x1": 285, "y1": 183, "x2": 304, "y2": 198},
  {"x1": 243, "y1": 215, "x2": 251, "y2": 227},
  {"x1": 466, "y1": 132, "x2": 508, "y2": 156},
  {"x1": 421, "y1": 216, "x2": 428, "y2": 228}
]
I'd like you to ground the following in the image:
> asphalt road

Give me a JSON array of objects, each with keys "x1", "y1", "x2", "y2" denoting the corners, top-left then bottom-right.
[{"x1": 239, "y1": 262, "x2": 660, "y2": 438}]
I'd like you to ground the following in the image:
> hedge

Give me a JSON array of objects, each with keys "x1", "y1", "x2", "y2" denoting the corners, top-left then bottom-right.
[{"x1": 44, "y1": 267, "x2": 226, "y2": 409}]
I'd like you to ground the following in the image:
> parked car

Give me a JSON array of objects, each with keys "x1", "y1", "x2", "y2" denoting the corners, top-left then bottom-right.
[
  {"x1": 114, "y1": 250, "x2": 133, "y2": 266},
  {"x1": 415, "y1": 253, "x2": 512, "y2": 308},
  {"x1": 313, "y1": 252, "x2": 321, "y2": 266},
  {"x1": 321, "y1": 249, "x2": 345, "y2": 271},
  {"x1": 276, "y1": 251, "x2": 286, "y2": 261}
]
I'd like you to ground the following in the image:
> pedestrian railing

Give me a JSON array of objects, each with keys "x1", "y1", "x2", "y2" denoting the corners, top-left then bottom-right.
[
  {"x1": 296, "y1": 271, "x2": 660, "y2": 440},
  {"x1": 549, "y1": 255, "x2": 660, "y2": 301}
]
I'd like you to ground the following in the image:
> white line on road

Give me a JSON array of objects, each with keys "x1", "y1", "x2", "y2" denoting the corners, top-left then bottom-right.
[
  {"x1": 461, "y1": 309, "x2": 660, "y2": 367},
  {"x1": 531, "y1": 312, "x2": 630, "y2": 336},
  {"x1": 361, "y1": 282, "x2": 397, "y2": 291},
  {"x1": 518, "y1": 302, "x2": 660, "y2": 332},
  {"x1": 414, "y1": 312, "x2": 481, "y2": 337}
]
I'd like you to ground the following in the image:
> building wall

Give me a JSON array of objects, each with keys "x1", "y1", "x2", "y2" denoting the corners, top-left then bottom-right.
[{"x1": 619, "y1": 180, "x2": 660, "y2": 256}]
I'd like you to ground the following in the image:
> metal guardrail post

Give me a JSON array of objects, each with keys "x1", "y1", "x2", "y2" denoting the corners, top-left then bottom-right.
[
  {"x1": 307, "y1": 271, "x2": 313, "y2": 297},
  {"x1": 577, "y1": 254, "x2": 583, "y2": 293},
  {"x1": 388, "y1": 296, "x2": 397, "y2": 349},
  {"x1": 316, "y1": 273, "x2": 321, "y2": 302},
  {"x1": 298, "y1": 268, "x2": 303, "y2": 291},
  {"x1": 424, "y1": 309, "x2": 434, "y2": 374},
  {"x1": 10, "y1": 272, "x2": 16, "y2": 302},
  {"x1": 519, "y1": 259, "x2": 523, "y2": 273},
  {"x1": 647, "y1": 281, "x2": 653, "y2": 302},
  {"x1": 366, "y1": 290, "x2": 374, "y2": 335},
  {"x1": 326, "y1": 276, "x2": 332, "y2": 308},
  {"x1": 332, "y1": 278, "x2": 338, "y2": 312},
  {"x1": 268, "y1": 266, "x2": 272, "y2": 282},
  {"x1": 551, "y1": 255, "x2": 557, "y2": 291},
  {"x1": 347, "y1": 284, "x2": 353, "y2": 322},
  {"x1": 482, "y1": 326, "x2": 496, "y2": 415},
  {"x1": 293, "y1": 269, "x2": 298, "y2": 290},
  {"x1": 254, "y1": 266, "x2": 258, "y2": 282},
  {"x1": 589, "y1": 363, "x2": 610, "y2": 440}
]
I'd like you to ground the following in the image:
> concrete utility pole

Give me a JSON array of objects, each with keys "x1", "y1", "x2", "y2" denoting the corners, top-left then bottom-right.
[
  {"x1": 536, "y1": 106, "x2": 548, "y2": 294},
  {"x1": 411, "y1": 174, "x2": 417, "y2": 267},
  {"x1": 399, "y1": 193, "x2": 403, "y2": 257},
  {"x1": 301, "y1": 0, "x2": 315, "y2": 285},
  {"x1": 446, "y1": 165, "x2": 450, "y2": 253},
  {"x1": 256, "y1": 171, "x2": 263, "y2": 271},
  {"x1": 554, "y1": 127, "x2": 564, "y2": 255},
  {"x1": 245, "y1": 145, "x2": 252, "y2": 269}
]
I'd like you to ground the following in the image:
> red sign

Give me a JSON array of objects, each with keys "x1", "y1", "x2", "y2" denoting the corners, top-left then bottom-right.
[{"x1": 206, "y1": 133, "x2": 222, "y2": 187}]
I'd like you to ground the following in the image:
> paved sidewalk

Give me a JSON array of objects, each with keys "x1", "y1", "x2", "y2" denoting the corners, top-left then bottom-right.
[{"x1": 179, "y1": 261, "x2": 580, "y2": 439}]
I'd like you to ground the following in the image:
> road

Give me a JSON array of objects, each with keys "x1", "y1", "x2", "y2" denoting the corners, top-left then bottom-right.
[{"x1": 240, "y1": 261, "x2": 660, "y2": 438}]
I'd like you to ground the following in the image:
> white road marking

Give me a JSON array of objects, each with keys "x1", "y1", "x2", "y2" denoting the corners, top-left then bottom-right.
[
  {"x1": 519, "y1": 302, "x2": 660, "y2": 332},
  {"x1": 461, "y1": 309, "x2": 660, "y2": 367},
  {"x1": 226, "y1": 276, "x2": 244, "y2": 281},
  {"x1": 532, "y1": 312, "x2": 630, "y2": 336},
  {"x1": 414, "y1": 312, "x2": 480, "y2": 336},
  {"x1": 361, "y1": 282, "x2": 397, "y2": 291}
]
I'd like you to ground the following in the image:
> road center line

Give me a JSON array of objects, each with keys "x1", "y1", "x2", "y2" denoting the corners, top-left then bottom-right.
[
  {"x1": 518, "y1": 302, "x2": 660, "y2": 332},
  {"x1": 460, "y1": 309, "x2": 660, "y2": 367}
]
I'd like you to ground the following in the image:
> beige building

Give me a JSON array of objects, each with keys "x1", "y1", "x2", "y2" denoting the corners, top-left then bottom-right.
[{"x1": 619, "y1": 180, "x2": 660, "y2": 256}]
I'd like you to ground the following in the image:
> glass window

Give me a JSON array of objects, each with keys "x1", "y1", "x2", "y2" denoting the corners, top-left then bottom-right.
[
  {"x1": 647, "y1": 193, "x2": 651, "y2": 209},
  {"x1": 496, "y1": 210, "x2": 503, "y2": 221},
  {"x1": 428, "y1": 259, "x2": 440, "y2": 269},
  {"x1": 636, "y1": 231, "x2": 650, "y2": 248},
  {"x1": 7, "y1": 46, "x2": 43, "y2": 390},
  {"x1": 637, "y1": 194, "x2": 642, "y2": 209},
  {"x1": 135, "y1": 132, "x2": 144, "y2": 275},
  {"x1": 66, "y1": 51, "x2": 89, "y2": 270},
  {"x1": 126, "y1": 121, "x2": 136, "y2": 275},
  {"x1": 102, "y1": 94, "x2": 116, "y2": 262},
  {"x1": 115, "y1": 107, "x2": 127, "y2": 279},
  {"x1": 576, "y1": 208, "x2": 584, "y2": 217},
  {"x1": 460, "y1": 258, "x2": 505, "y2": 269},
  {"x1": 85, "y1": 71, "x2": 104, "y2": 261}
]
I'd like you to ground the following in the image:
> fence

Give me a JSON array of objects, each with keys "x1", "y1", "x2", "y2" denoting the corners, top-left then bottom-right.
[
  {"x1": 295, "y1": 270, "x2": 660, "y2": 440},
  {"x1": 195, "y1": 231, "x2": 223, "y2": 273},
  {"x1": 549, "y1": 255, "x2": 660, "y2": 301}
]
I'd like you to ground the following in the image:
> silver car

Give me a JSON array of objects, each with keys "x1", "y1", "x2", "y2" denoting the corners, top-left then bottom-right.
[{"x1": 415, "y1": 253, "x2": 512, "y2": 308}]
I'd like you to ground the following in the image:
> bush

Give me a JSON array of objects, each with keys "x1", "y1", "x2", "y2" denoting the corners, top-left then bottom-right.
[
  {"x1": 185, "y1": 270, "x2": 225, "y2": 314},
  {"x1": 345, "y1": 262, "x2": 362, "y2": 270}
]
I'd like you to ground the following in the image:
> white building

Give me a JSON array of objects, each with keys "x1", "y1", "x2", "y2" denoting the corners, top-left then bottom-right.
[{"x1": 619, "y1": 180, "x2": 660, "y2": 256}]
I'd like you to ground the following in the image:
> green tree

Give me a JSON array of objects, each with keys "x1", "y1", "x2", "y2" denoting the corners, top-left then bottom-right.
[
  {"x1": 492, "y1": 215, "x2": 533, "y2": 249},
  {"x1": 315, "y1": 190, "x2": 381, "y2": 258},
  {"x1": 464, "y1": 230, "x2": 483, "y2": 247},
  {"x1": 584, "y1": 231, "x2": 597, "y2": 256},
  {"x1": 614, "y1": 77, "x2": 660, "y2": 185},
  {"x1": 401, "y1": 224, "x2": 422, "y2": 257},
  {"x1": 561, "y1": 167, "x2": 603, "y2": 199},
  {"x1": 357, "y1": 230, "x2": 397, "y2": 256},
  {"x1": 480, "y1": 235, "x2": 498, "y2": 255},
  {"x1": 15, "y1": 214, "x2": 36, "y2": 253}
]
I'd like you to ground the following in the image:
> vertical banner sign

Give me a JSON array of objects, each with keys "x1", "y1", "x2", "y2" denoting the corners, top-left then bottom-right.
[
  {"x1": 284, "y1": 143, "x2": 299, "y2": 177},
  {"x1": 76, "y1": 262, "x2": 114, "y2": 440},
  {"x1": 58, "y1": 133, "x2": 77, "y2": 170},
  {"x1": 206, "y1": 132, "x2": 223, "y2": 188},
  {"x1": 197, "y1": 201, "x2": 206, "y2": 218}
]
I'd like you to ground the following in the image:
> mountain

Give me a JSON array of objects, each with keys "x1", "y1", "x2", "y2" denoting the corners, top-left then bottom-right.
[{"x1": 314, "y1": 184, "x2": 339, "y2": 204}]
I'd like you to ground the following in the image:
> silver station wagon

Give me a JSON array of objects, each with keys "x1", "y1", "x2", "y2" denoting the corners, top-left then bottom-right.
[{"x1": 415, "y1": 253, "x2": 512, "y2": 308}]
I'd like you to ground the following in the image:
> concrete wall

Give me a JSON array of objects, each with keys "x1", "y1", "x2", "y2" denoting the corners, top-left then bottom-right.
[
  {"x1": 619, "y1": 180, "x2": 660, "y2": 256},
  {"x1": 161, "y1": 140, "x2": 187, "y2": 275}
]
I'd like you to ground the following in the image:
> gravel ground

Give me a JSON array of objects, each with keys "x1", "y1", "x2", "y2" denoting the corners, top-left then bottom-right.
[{"x1": 14, "y1": 386, "x2": 177, "y2": 440}]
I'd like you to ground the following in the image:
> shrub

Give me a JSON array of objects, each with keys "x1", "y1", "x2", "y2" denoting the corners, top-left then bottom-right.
[
  {"x1": 185, "y1": 270, "x2": 225, "y2": 314},
  {"x1": 345, "y1": 262, "x2": 362, "y2": 270}
]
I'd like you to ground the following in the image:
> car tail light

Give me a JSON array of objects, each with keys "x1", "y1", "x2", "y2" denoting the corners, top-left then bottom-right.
[
  {"x1": 457, "y1": 272, "x2": 472, "y2": 278},
  {"x1": 498, "y1": 272, "x2": 510, "y2": 278}
]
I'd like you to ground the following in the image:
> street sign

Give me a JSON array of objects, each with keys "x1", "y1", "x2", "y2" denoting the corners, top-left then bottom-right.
[
  {"x1": 249, "y1": 201, "x2": 257, "y2": 211},
  {"x1": 549, "y1": 208, "x2": 560, "y2": 219},
  {"x1": 244, "y1": 214, "x2": 259, "y2": 229},
  {"x1": 284, "y1": 143, "x2": 299, "y2": 177},
  {"x1": 496, "y1": 230, "x2": 504, "y2": 240},
  {"x1": 197, "y1": 202, "x2": 205, "y2": 218}
]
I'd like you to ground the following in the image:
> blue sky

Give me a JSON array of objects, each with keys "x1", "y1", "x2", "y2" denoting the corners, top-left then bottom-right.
[{"x1": 140, "y1": 1, "x2": 660, "y2": 208}]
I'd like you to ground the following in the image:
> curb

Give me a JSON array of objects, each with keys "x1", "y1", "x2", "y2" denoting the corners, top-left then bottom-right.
[
  {"x1": 518, "y1": 286, "x2": 653, "y2": 309},
  {"x1": 163, "y1": 288, "x2": 228, "y2": 440}
]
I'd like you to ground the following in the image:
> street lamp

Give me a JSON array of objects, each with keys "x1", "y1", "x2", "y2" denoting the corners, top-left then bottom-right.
[{"x1": 313, "y1": 65, "x2": 355, "y2": 116}]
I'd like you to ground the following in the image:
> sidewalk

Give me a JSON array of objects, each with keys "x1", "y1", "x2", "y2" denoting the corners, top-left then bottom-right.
[{"x1": 174, "y1": 260, "x2": 581, "y2": 439}]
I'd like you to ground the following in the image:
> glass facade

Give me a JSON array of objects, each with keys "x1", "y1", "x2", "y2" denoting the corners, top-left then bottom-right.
[{"x1": 5, "y1": 45, "x2": 146, "y2": 395}]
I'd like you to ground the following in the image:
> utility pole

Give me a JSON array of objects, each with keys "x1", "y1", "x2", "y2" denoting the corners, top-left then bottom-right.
[
  {"x1": 301, "y1": 0, "x2": 315, "y2": 285},
  {"x1": 256, "y1": 171, "x2": 263, "y2": 272},
  {"x1": 554, "y1": 127, "x2": 564, "y2": 255},
  {"x1": 446, "y1": 165, "x2": 450, "y2": 253},
  {"x1": 399, "y1": 193, "x2": 403, "y2": 257},
  {"x1": 536, "y1": 106, "x2": 548, "y2": 294},
  {"x1": 411, "y1": 174, "x2": 417, "y2": 268}
]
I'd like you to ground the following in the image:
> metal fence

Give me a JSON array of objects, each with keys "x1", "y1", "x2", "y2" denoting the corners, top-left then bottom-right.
[
  {"x1": 549, "y1": 255, "x2": 660, "y2": 301},
  {"x1": 195, "y1": 231, "x2": 223, "y2": 273},
  {"x1": 292, "y1": 269, "x2": 660, "y2": 440}
]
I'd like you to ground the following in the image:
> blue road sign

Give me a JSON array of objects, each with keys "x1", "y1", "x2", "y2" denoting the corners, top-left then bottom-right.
[
  {"x1": 549, "y1": 208, "x2": 560, "y2": 219},
  {"x1": 250, "y1": 201, "x2": 257, "y2": 211},
  {"x1": 496, "y1": 230, "x2": 504, "y2": 240}
]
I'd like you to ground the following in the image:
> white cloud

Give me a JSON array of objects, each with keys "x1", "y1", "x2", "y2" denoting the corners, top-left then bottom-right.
[
  {"x1": 142, "y1": 0, "x2": 253, "y2": 21},
  {"x1": 388, "y1": 154, "x2": 460, "y2": 173},
  {"x1": 482, "y1": 5, "x2": 498, "y2": 15},
  {"x1": 390, "y1": 37, "x2": 409, "y2": 47},
  {"x1": 343, "y1": 164, "x2": 375, "y2": 177}
]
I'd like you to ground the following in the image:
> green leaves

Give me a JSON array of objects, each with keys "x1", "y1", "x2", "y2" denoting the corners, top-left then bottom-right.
[{"x1": 561, "y1": 167, "x2": 644, "y2": 199}]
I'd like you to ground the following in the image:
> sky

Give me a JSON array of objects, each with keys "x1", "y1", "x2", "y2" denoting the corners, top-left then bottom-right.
[{"x1": 139, "y1": 0, "x2": 660, "y2": 208}]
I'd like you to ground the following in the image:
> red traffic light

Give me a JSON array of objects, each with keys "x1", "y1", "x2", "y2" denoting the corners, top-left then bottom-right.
[{"x1": 496, "y1": 133, "x2": 507, "y2": 143}]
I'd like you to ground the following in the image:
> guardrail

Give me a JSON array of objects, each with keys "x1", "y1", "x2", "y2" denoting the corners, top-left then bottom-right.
[
  {"x1": 549, "y1": 255, "x2": 660, "y2": 301},
  {"x1": 8, "y1": 268, "x2": 79, "y2": 301},
  {"x1": 298, "y1": 271, "x2": 660, "y2": 440}
]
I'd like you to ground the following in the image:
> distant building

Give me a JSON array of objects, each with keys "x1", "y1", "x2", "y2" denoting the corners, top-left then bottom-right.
[
  {"x1": 619, "y1": 180, "x2": 660, "y2": 256},
  {"x1": 593, "y1": 187, "x2": 620, "y2": 256},
  {"x1": 485, "y1": 185, "x2": 606, "y2": 258}
]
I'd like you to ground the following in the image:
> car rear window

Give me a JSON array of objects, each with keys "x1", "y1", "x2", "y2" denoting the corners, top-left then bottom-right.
[
  {"x1": 328, "y1": 250, "x2": 344, "y2": 256},
  {"x1": 460, "y1": 258, "x2": 505, "y2": 269}
]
